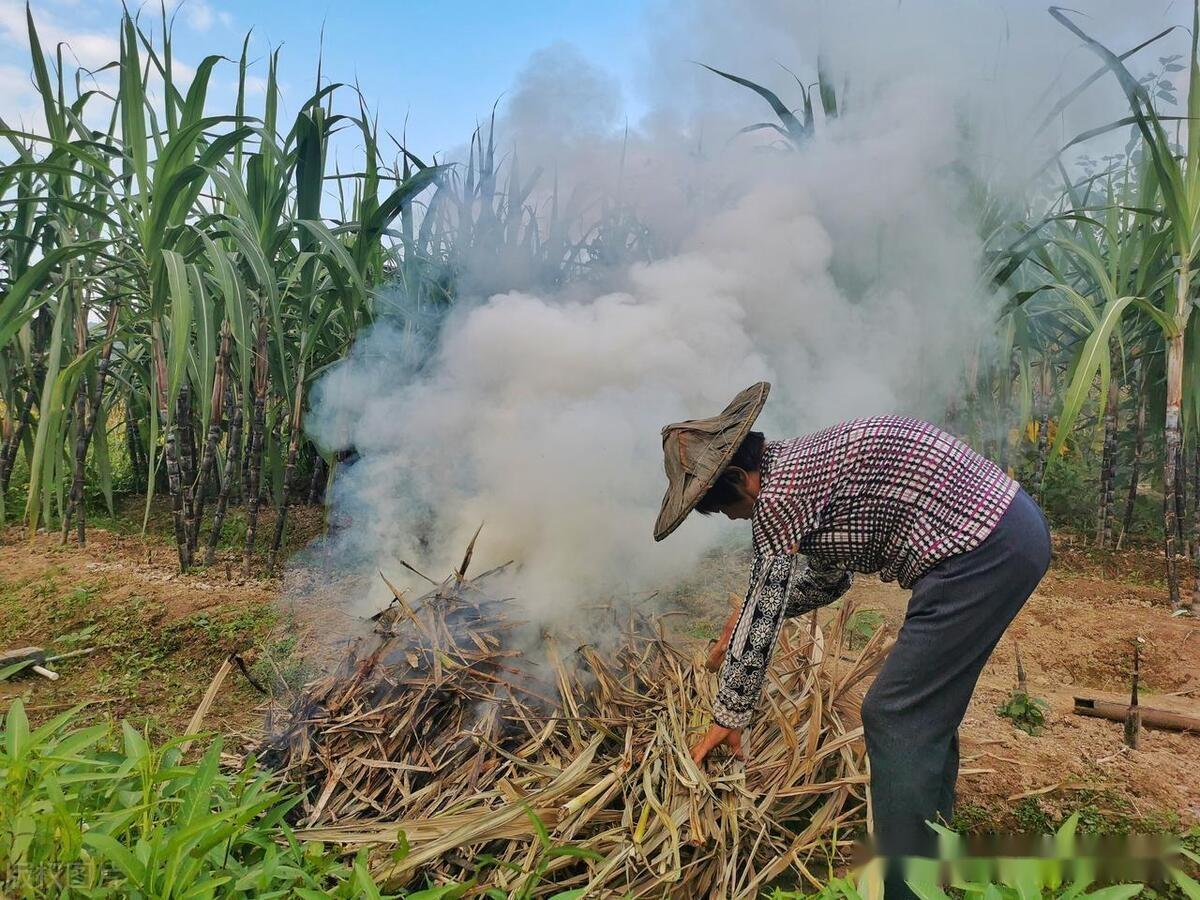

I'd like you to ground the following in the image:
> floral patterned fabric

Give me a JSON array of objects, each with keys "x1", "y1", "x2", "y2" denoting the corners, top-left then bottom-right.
[{"x1": 713, "y1": 553, "x2": 851, "y2": 728}]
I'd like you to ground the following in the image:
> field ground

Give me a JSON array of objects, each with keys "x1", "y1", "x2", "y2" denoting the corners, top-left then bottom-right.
[{"x1": 1, "y1": 519, "x2": 1198, "y2": 845}]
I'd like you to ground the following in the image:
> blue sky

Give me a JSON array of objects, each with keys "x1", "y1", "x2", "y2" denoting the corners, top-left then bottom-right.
[
  {"x1": 3, "y1": 0, "x2": 649, "y2": 156},
  {"x1": 219, "y1": 0, "x2": 648, "y2": 154},
  {"x1": 4, "y1": 0, "x2": 1192, "y2": 165}
]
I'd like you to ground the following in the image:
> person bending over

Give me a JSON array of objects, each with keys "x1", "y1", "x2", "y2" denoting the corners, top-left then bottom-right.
[{"x1": 653, "y1": 382, "x2": 1051, "y2": 898}]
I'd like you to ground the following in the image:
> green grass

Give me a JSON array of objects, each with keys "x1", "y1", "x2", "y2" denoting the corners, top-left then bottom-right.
[
  {"x1": 0, "y1": 698, "x2": 399, "y2": 898},
  {"x1": 683, "y1": 620, "x2": 719, "y2": 641},
  {"x1": 0, "y1": 701, "x2": 613, "y2": 898},
  {"x1": 950, "y1": 801, "x2": 997, "y2": 834}
]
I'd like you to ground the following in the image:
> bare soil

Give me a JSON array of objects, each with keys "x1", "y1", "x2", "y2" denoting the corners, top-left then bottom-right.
[
  {"x1": 1, "y1": 520, "x2": 1197, "y2": 833},
  {"x1": 0, "y1": 511, "x2": 323, "y2": 746}
]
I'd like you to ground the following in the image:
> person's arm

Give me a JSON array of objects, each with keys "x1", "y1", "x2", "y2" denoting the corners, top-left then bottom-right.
[
  {"x1": 711, "y1": 553, "x2": 852, "y2": 730},
  {"x1": 693, "y1": 494, "x2": 845, "y2": 759},
  {"x1": 711, "y1": 551, "x2": 795, "y2": 730},
  {"x1": 784, "y1": 555, "x2": 852, "y2": 618}
]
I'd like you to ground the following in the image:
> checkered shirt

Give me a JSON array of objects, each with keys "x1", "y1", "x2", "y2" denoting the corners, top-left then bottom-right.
[
  {"x1": 754, "y1": 416, "x2": 1018, "y2": 586},
  {"x1": 712, "y1": 416, "x2": 1018, "y2": 730}
]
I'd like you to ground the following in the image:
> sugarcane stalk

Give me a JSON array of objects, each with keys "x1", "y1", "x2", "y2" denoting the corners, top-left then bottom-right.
[
  {"x1": 153, "y1": 327, "x2": 190, "y2": 571},
  {"x1": 1194, "y1": 442, "x2": 1200, "y2": 516},
  {"x1": 267, "y1": 362, "x2": 305, "y2": 575},
  {"x1": 1117, "y1": 387, "x2": 1147, "y2": 549},
  {"x1": 59, "y1": 278, "x2": 88, "y2": 542},
  {"x1": 62, "y1": 313, "x2": 88, "y2": 545},
  {"x1": 242, "y1": 322, "x2": 269, "y2": 575},
  {"x1": 240, "y1": 416, "x2": 253, "y2": 503},
  {"x1": 179, "y1": 382, "x2": 201, "y2": 547},
  {"x1": 0, "y1": 374, "x2": 38, "y2": 500},
  {"x1": 1095, "y1": 354, "x2": 1119, "y2": 549},
  {"x1": 1164, "y1": 419, "x2": 1182, "y2": 609},
  {"x1": 189, "y1": 322, "x2": 231, "y2": 554},
  {"x1": 1164, "y1": 262, "x2": 1189, "y2": 610},
  {"x1": 166, "y1": 421, "x2": 190, "y2": 571},
  {"x1": 205, "y1": 393, "x2": 242, "y2": 566},
  {"x1": 1191, "y1": 448, "x2": 1200, "y2": 613},
  {"x1": 306, "y1": 447, "x2": 325, "y2": 506},
  {"x1": 184, "y1": 382, "x2": 199, "y2": 489},
  {"x1": 125, "y1": 393, "x2": 147, "y2": 493},
  {"x1": 1033, "y1": 364, "x2": 1050, "y2": 505},
  {"x1": 65, "y1": 297, "x2": 119, "y2": 546},
  {"x1": 178, "y1": 386, "x2": 197, "y2": 556},
  {"x1": 1176, "y1": 444, "x2": 1188, "y2": 559}
]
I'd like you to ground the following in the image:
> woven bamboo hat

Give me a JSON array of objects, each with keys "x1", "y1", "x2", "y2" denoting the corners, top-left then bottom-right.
[{"x1": 653, "y1": 382, "x2": 771, "y2": 542}]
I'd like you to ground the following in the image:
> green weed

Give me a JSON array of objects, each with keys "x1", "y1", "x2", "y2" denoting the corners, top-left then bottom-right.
[
  {"x1": 845, "y1": 610, "x2": 884, "y2": 649},
  {"x1": 997, "y1": 689, "x2": 1049, "y2": 735},
  {"x1": 0, "y1": 698, "x2": 397, "y2": 897}
]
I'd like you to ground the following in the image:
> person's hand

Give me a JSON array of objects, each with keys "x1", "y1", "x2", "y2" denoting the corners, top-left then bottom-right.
[
  {"x1": 705, "y1": 601, "x2": 741, "y2": 672},
  {"x1": 689, "y1": 724, "x2": 744, "y2": 765}
]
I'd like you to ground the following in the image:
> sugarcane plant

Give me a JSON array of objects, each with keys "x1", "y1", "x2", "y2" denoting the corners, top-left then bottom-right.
[
  {"x1": 958, "y1": 4, "x2": 1200, "y2": 613},
  {"x1": 1027, "y1": 4, "x2": 1200, "y2": 611},
  {"x1": 0, "y1": 7, "x2": 442, "y2": 573}
]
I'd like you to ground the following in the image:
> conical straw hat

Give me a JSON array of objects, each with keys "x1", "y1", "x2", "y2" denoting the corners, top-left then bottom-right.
[{"x1": 653, "y1": 382, "x2": 771, "y2": 542}]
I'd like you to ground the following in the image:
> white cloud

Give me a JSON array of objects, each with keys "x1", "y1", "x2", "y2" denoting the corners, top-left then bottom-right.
[
  {"x1": 184, "y1": 0, "x2": 213, "y2": 32},
  {"x1": 1, "y1": 0, "x2": 118, "y2": 70},
  {"x1": 168, "y1": 0, "x2": 231, "y2": 33},
  {"x1": 0, "y1": 2, "x2": 119, "y2": 129},
  {"x1": 0, "y1": 62, "x2": 41, "y2": 128}
]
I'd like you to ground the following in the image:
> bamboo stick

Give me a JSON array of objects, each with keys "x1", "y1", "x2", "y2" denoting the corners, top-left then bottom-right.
[{"x1": 1073, "y1": 695, "x2": 1199, "y2": 733}]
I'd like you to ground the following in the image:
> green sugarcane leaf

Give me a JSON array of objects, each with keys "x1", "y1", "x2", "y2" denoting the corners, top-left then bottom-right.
[
  {"x1": 181, "y1": 55, "x2": 223, "y2": 129},
  {"x1": 189, "y1": 264, "x2": 215, "y2": 433},
  {"x1": 1050, "y1": 8, "x2": 1191, "y2": 259},
  {"x1": 0, "y1": 242, "x2": 105, "y2": 336},
  {"x1": 118, "y1": 13, "x2": 148, "y2": 195},
  {"x1": 24, "y1": 292, "x2": 68, "y2": 532},
  {"x1": 294, "y1": 110, "x2": 323, "y2": 224},
  {"x1": 1133, "y1": 299, "x2": 1181, "y2": 338},
  {"x1": 700, "y1": 64, "x2": 808, "y2": 143},
  {"x1": 406, "y1": 886, "x2": 470, "y2": 900},
  {"x1": 1082, "y1": 886, "x2": 1145, "y2": 900},
  {"x1": 0, "y1": 660, "x2": 34, "y2": 681},
  {"x1": 1052, "y1": 295, "x2": 1137, "y2": 458},
  {"x1": 350, "y1": 853, "x2": 384, "y2": 900},
  {"x1": 296, "y1": 219, "x2": 365, "y2": 293},
  {"x1": 200, "y1": 232, "x2": 251, "y2": 395},
  {"x1": 1051, "y1": 237, "x2": 1119, "y2": 305},
  {"x1": 25, "y1": 6, "x2": 63, "y2": 143},
  {"x1": 1169, "y1": 866, "x2": 1200, "y2": 900}
]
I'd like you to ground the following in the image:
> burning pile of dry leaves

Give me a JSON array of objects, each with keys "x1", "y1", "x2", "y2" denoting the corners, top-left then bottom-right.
[{"x1": 262, "y1": 541, "x2": 890, "y2": 897}]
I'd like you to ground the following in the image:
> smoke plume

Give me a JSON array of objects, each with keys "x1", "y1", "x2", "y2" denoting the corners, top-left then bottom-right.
[{"x1": 301, "y1": 0, "x2": 1186, "y2": 620}]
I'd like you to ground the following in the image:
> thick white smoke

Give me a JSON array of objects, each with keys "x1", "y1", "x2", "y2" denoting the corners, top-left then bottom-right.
[{"x1": 302, "y1": 0, "x2": 1187, "y2": 619}]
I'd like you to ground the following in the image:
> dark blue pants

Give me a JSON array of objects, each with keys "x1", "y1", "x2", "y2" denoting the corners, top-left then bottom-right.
[{"x1": 861, "y1": 487, "x2": 1051, "y2": 898}]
